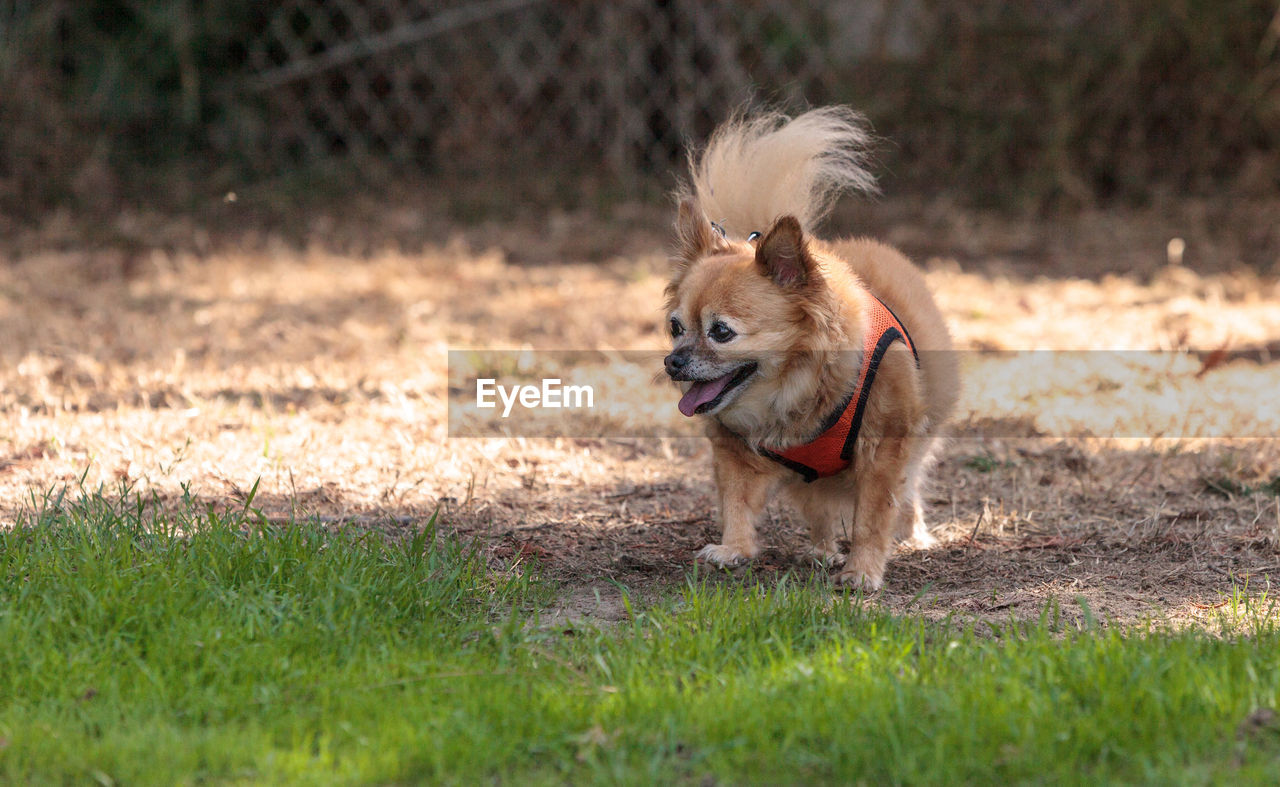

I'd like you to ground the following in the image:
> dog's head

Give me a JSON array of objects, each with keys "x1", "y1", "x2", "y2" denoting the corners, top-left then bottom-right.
[{"x1": 664, "y1": 199, "x2": 844, "y2": 427}]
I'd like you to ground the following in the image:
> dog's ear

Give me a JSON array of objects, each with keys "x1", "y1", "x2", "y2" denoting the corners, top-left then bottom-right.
[
  {"x1": 755, "y1": 215, "x2": 816, "y2": 289},
  {"x1": 673, "y1": 197, "x2": 726, "y2": 268}
]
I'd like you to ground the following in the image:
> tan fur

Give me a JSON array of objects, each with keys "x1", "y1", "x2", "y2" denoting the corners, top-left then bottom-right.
[{"x1": 665, "y1": 107, "x2": 959, "y2": 590}]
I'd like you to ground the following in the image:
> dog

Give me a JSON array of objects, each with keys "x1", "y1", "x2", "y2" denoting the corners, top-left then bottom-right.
[{"x1": 663, "y1": 107, "x2": 959, "y2": 590}]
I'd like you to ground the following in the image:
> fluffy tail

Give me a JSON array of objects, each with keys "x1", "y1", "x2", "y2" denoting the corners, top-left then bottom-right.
[{"x1": 684, "y1": 106, "x2": 878, "y2": 239}]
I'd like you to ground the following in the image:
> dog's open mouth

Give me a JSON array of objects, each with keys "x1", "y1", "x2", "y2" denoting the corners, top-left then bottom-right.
[{"x1": 678, "y1": 362, "x2": 758, "y2": 417}]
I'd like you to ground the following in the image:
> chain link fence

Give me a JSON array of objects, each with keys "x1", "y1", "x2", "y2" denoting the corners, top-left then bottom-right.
[
  {"x1": 237, "y1": 0, "x2": 920, "y2": 176},
  {"x1": 1, "y1": 0, "x2": 1277, "y2": 211}
]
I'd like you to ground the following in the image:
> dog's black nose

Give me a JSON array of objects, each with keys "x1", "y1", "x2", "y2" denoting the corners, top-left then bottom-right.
[{"x1": 664, "y1": 350, "x2": 690, "y2": 377}]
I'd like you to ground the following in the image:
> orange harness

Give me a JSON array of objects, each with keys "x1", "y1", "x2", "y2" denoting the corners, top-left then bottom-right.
[{"x1": 758, "y1": 296, "x2": 918, "y2": 482}]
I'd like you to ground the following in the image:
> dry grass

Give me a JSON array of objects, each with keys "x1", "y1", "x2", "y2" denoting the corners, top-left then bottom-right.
[{"x1": 3, "y1": 200, "x2": 1280, "y2": 629}]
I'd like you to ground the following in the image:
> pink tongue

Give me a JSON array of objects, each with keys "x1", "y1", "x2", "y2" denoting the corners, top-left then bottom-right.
[{"x1": 678, "y1": 373, "x2": 734, "y2": 417}]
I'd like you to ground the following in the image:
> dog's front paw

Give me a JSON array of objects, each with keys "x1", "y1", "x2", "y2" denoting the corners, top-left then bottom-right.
[
  {"x1": 801, "y1": 545, "x2": 846, "y2": 568},
  {"x1": 835, "y1": 568, "x2": 883, "y2": 592},
  {"x1": 697, "y1": 543, "x2": 755, "y2": 568}
]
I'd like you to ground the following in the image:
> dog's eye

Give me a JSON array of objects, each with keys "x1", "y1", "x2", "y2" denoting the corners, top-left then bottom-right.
[
  {"x1": 669, "y1": 317, "x2": 684, "y2": 338},
  {"x1": 707, "y1": 321, "x2": 736, "y2": 343}
]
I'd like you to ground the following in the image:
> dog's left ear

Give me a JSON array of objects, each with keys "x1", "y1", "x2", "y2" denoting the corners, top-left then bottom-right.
[
  {"x1": 673, "y1": 197, "x2": 727, "y2": 268},
  {"x1": 755, "y1": 216, "x2": 817, "y2": 289}
]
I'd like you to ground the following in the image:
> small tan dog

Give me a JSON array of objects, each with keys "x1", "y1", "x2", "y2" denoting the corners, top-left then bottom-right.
[{"x1": 663, "y1": 107, "x2": 959, "y2": 589}]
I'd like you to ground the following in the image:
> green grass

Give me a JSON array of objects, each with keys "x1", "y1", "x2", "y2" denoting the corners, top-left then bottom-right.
[
  {"x1": 1202, "y1": 474, "x2": 1280, "y2": 499},
  {"x1": 963, "y1": 452, "x2": 1016, "y2": 474},
  {"x1": 2, "y1": 484, "x2": 1279, "y2": 784}
]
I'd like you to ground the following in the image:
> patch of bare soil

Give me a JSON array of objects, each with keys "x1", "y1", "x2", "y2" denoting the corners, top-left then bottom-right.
[{"x1": 3, "y1": 200, "x2": 1279, "y2": 630}]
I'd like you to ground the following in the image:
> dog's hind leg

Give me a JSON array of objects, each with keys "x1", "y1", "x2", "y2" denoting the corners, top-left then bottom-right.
[
  {"x1": 898, "y1": 436, "x2": 941, "y2": 549},
  {"x1": 787, "y1": 484, "x2": 849, "y2": 568}
]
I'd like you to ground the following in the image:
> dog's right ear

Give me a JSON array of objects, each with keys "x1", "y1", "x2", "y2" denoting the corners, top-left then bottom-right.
[
  {"x1": 755, "y1": 215, "x2": 817, "y2": 290},
  {"x1": 672, "y1": 197, "x2": 727, "y2": 272}
]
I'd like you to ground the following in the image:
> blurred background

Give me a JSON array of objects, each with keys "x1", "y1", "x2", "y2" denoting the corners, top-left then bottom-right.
[{"x1": 0, "y1": 0, "x2": 1278, "y2": 264}]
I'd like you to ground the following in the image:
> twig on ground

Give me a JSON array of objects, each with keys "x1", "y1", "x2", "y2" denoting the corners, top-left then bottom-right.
[{"x1": 967, "y1": 505, "x2": 988, "y2": 549}]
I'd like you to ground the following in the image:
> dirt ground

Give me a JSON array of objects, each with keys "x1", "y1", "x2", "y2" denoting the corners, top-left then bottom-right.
[{"x1": 3, "y1": 197, "x2": 1280, "y2": 630}]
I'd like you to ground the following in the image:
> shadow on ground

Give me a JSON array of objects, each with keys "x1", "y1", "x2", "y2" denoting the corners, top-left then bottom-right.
[{"x1": 438, "y1": 433, "x2": 1280, "y2": 629}]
